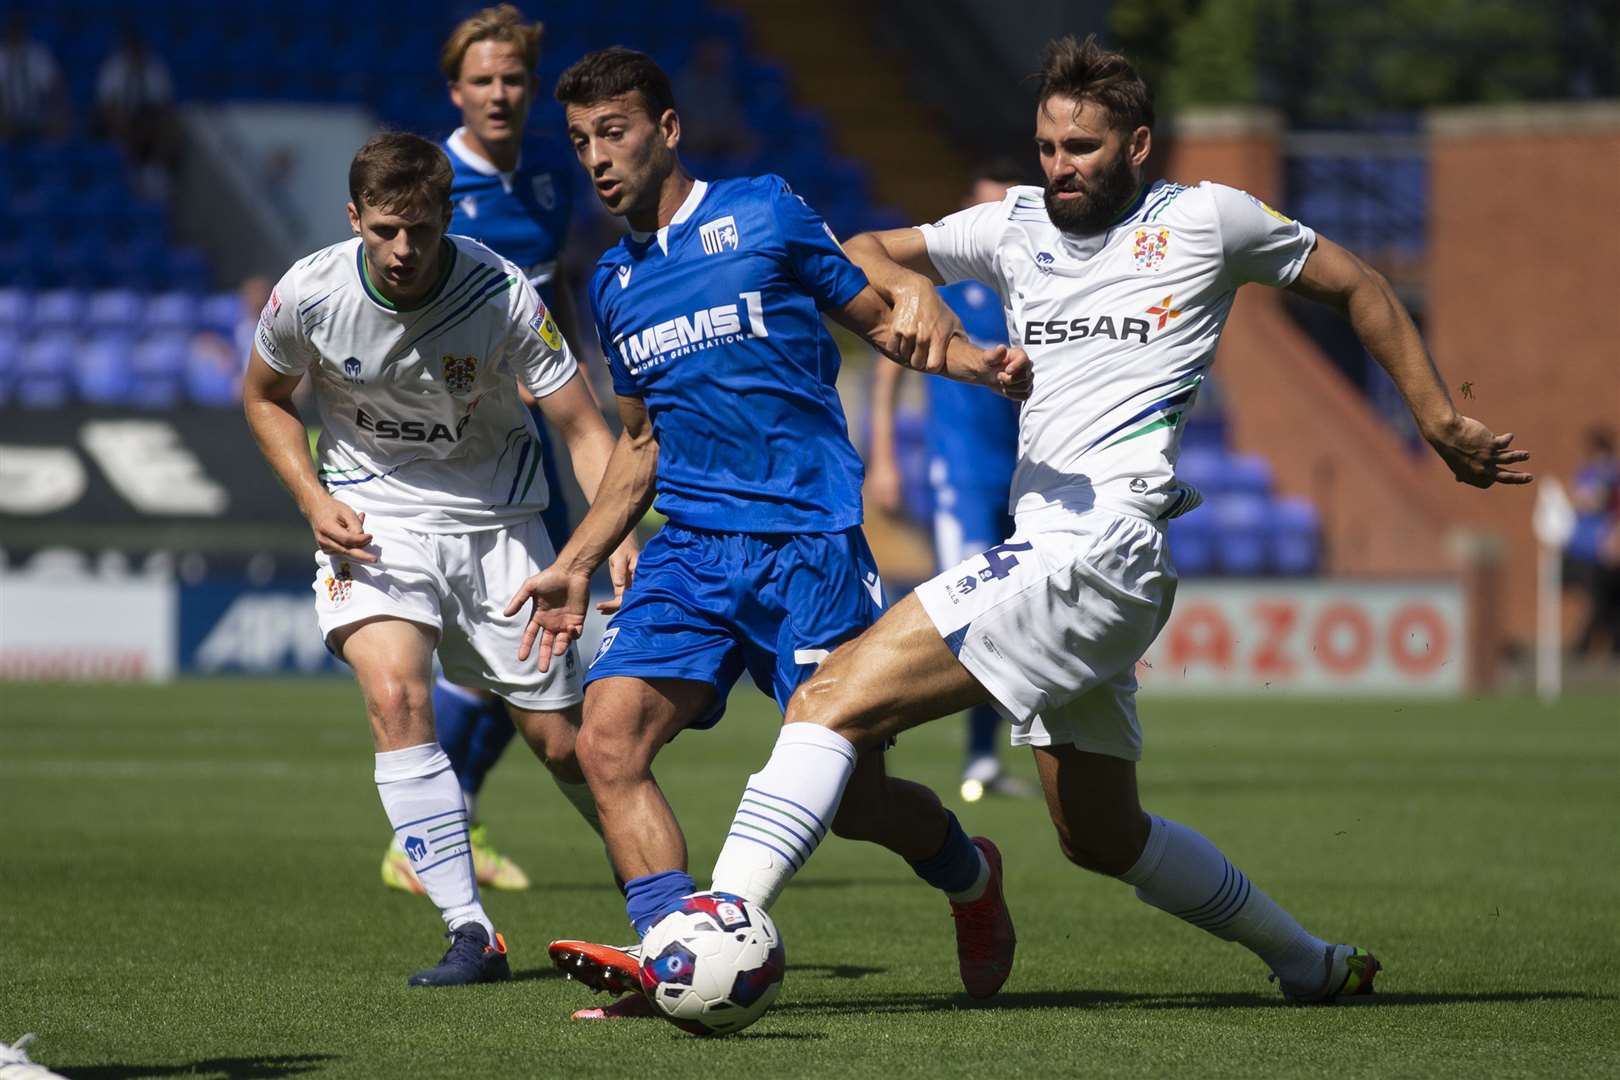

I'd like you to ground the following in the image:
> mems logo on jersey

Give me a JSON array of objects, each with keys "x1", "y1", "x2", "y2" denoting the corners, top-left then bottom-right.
[{"x1": 613, "y1": 291, "x2": 768, "y2": 376}]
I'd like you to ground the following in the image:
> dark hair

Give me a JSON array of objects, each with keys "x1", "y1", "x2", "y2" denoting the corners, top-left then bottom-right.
[
  {"x1": 348, "y1": 132, "x2": 454, "y2": 216},
  {"x1": 970, "y1": 157, "x2": 1030, "y2": 188},
  {"x1": 554, "y1": 46, "x2": 676, "y2": 120},
  {"x1": 1034, "y1": 34, "x2": 1154, "y2": 132}
]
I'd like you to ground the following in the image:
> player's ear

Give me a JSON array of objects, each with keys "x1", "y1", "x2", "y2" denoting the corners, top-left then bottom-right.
[
  {"x1": 1128, "y1": 125, "x2": 1152, "y2": 168},
  {"x1": 660, "y1": 107, "x2": 681, "y2": 150},
  {"x1": 346, "y1": 201, "x2": 362, "y2": 236},
  {"x1": 448, "y1": 80, "x2": 463, "y2": 111}
]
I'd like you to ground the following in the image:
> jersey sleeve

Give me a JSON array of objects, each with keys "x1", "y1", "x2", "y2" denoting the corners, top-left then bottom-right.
[
  {"x1": 590, "y1": 268, "x2": 639, "y2": 398},
  {"x1": 917, "y1": 198, "x2": 1007, "y2": 286},
  {"x1": 767, "y1": 178, "x2": 869, "y2": 310},
  {"x1": 253, "y1": 269, "x2": 311, "y2": 377},
  {"x1": 1206, "y1": 183, "x2": 1318, "y2": 288},
  {"x1": 502, "y1": 267, "x2": 578, "y2": 398}
]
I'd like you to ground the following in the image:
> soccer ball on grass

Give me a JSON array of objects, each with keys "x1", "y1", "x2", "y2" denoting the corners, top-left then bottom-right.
[{"x1": 639, "y1": 892, "x2": 785, "y2": 1036}]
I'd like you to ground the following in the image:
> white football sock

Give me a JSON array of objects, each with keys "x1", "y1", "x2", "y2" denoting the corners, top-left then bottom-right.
[
  {"x1": 551, "y1": 775, "x2": 604, "y2": 837},
  {"x1": 710, "y1": 722, "x2": 858, "y2": 908},
  {"x1": 1122, "y1": 815, "x2": 1326, "y2": 985},
  {"x1": 375, "y1": 743, "x2": 495, "y2": 941},
  {"x1": 462, "y1": 789, "x2": 479, "y2": 822}
]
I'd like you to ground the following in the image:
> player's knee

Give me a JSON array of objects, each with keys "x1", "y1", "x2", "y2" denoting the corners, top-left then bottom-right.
[
  {"x1": 786, "y1": 665, "x2": 872, "y2": 747},
  {"x1": 366, "y1": 675, "x2": 432, "y2": 737},
  {"x1": 574, "y1": 718, "x2": 647, "y2": 788},
  {"x1": 1053, "y1": 825, "x2": 1139, "y2": 878}
]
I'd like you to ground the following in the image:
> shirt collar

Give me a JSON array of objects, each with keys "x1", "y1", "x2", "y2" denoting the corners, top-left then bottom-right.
[
  {"x1": 447, "y1": 127, "x2": 520, "y2": 182},
  {"x1": 629, "y1": 178, "x2": 708, "y2": 254}
]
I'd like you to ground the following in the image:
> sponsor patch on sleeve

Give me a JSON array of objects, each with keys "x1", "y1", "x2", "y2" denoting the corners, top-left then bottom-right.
[
  {"x1": 529, "y1": 308, "x2": 563, "y2": 351},
  {"x1": 1244, "y1": 191, "x2": 1294, "y2": 224}
]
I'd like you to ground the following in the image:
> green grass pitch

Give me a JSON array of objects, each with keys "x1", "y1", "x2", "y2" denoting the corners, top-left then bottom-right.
[{"x1": 3, "y1": 681, "x2": 1616, "y2": 1078}]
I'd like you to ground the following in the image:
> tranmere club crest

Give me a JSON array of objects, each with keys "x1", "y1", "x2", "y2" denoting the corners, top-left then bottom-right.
[
  {"x1": 441, "y1": 354, "x2": 479, "y2": 395},
  {"x1": 1132, "y1": 227, "x2": 1170, "y2": 272}
]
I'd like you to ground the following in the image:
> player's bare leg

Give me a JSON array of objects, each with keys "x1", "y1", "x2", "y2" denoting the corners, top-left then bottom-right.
[
  {"x1": 1033, "y1": 742, "x2": 1377, "y2": 1002},
  {"x1": 712, "y1": 595, "x2": 1016, "y2": 997},
  {"x1": 335, "y1": 617, "x2": 508, "y2": 986}
]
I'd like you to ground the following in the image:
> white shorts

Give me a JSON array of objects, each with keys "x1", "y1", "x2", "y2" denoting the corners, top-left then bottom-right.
[
  {"x1": 312, "y1": 513, "x2": 582, "y2": 712},
  {"x1": 915, "y1": 508, "x2": 1177, "y2": 761}
]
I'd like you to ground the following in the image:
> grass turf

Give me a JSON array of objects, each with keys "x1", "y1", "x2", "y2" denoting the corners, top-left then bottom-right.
[{"x1": 2, "y1": 681, "x2": 1616, "y2": 1078}]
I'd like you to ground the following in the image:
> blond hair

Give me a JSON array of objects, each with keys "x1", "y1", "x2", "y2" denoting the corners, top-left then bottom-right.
[{"x1": 439, "y1": 4, "x2": 543, "y2": 82}]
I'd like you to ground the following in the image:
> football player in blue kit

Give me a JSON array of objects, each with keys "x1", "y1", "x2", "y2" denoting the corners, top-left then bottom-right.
[
  {"x1": 381, "y1": 5, "x2": 627, "y2": 897},
  {"x1": 502, "y1": 48, "x2": 1031, "y2": 1019},
  {"x1": 867, "y1": 161, "x2": 1034, "y2": 803}
]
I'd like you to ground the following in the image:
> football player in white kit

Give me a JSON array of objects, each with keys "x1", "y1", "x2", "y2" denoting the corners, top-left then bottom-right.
[
  {"x1": 242, "y1": 133, "x2": 633, "y2": 986},
  {"x1": 705, "y1": 35, "x2": 1532, "y2": 1003}
]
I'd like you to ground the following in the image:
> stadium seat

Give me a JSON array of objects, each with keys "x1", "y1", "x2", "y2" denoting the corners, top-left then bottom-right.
[
  {"x1": 199, "y1": 292, "x2": 244, "y2": 333},
  {"x1": 1269, "y1": 497, "x2": 1322, "y2": 575},
  {"x1": 145, "y1": 291, "x2": 202, "y2": 333},
  {"x1": 0, "y1": 288, "x2": 29, "y2": 334},
  {"x1": 0, "y1": 335, "x2": 18, "y2": 405},
  {"x1": 74, "y1": 333, "x2": 137, "y2": 405},
  {"x1": 1165, "y1": 506, "x2": 1216, "y2": 576},
  {"x1": 1175, "y1": 446, "x2": 1227, "y2": 496},
  {"x1": 1212, "y1": 494, "x2": 1271, "y2": 576},
  {"x1": 1225, "y1": 453, "x2": 1274, "y2": 498},
  {"x1": 185, "y1": 338, "x2": 243, "y2": 407},
  {"x1": 128, "y1": 333, "x2": 189, "y2": 410},
  {"x1": 30, "y1": 289, "x2": 87, "y2": 332},
  {"x1": 16, "y1": 331, "x2": 77, "y2": 408},
  {"x1": 86, "y1": 289, "x2": 146, "y2": 332}
]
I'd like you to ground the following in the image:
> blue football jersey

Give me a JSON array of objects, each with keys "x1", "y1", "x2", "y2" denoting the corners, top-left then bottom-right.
[
  {"x1": 445, "y1": 128, "x2": 575, "y2": 308},
  {"x1": 590, "y1": 176, "x2": 870, "y2": 534},
  {"x1": 925, "y1": 280, "x2": 1019, "y2": 490}
]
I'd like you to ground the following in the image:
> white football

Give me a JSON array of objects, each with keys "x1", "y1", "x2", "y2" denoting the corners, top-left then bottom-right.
[{"x1": 638, "y1": 891, "x2": 786, "y2": 1036}]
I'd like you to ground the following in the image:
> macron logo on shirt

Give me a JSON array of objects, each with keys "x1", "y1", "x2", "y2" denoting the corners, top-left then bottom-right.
[
  {"x1": 613, "y1": 291, "x2": 768, "y2": 375},
  {"x1": 699, "y1": 216, "x2": 740, "y2": 254}
]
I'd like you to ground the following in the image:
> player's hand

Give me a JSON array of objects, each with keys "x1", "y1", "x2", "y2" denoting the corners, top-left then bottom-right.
[
  {"x1": 983, "y1": 345, "x2": 1034, "y2": 402},
  {"x1": 307, "y1": 497, "x2": 376, "y2": 562},
  {"x1": 866, "y1": 454, "x2": 904, "y2": 516},
  {"x1": 1426, "y1": 414, "x2": 1533, "y2": 488},
  {"x1": 889, "y1": 276, "x2": 962, "y2": 374},
  {"x1": 599, "y1": 537, "x2": 640, "y2": 614},
  {"x1": 504, "y1": 565, "x2": 591, "y2": 672}
]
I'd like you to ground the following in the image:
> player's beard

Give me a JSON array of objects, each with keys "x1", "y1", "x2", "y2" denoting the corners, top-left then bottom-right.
[{"x1": 1044, "y1": 151, "x2": 1140, "y2": 236}]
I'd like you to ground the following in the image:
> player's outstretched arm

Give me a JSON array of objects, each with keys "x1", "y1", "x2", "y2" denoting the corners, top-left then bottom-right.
[
  {"x1": 832, "y1": 287, "x2": 1032, "y2": 402},
  {"x1": 504, "y1": 394, "x2": 658, "y2": 670},
  {"x1": 535, "y1": 371, "x2": 641, "y2": 610},
  {"x1": 843, "y1": 228, "x2": 960, "y2": 372},
  {"x1": 241, "y1": 349, "x2": 375, "y2": 561},
  {"x1": 1287, "y1": 236, "x2": 1532, "y2": 489}
]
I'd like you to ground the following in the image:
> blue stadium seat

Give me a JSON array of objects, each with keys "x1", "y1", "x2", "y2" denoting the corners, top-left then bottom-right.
[
  {"x1": 87, "y1": 289, "x2": 146, "y2": 332},
  {"x1": 16, "y1": 331, "x2": 76, "y2": 408},
  {"x1": 30, "y1": 289, "x2": 87, "y2": 332},
  {"x1": 145, "y1": 291, "x2": 202, "y2": 333},
  {"x1": 1212, "y1": 494, "x2": 1271, "y2": 575},
  {"x1": 1165, "y1": 506, "x2": 1216, "y2": 576},
  {"x1": 186, "y1": 338, "x2": 242, "y2": 407},
  {"x1": 129, "y1": 333, "x2": 189, "y2": 410},
  {"x1": 1269, "y1": 497, "x2": 1321, "y2": 575},
  {"x1": 1180, "y1": 411, "x2": 1228, "y2": 452},
  {"x1": 0, "y1": 334, "x2": 18, "y2": 405},
  {"x1": 199, "y1": 292, "x2": 243, "y2": 333},
  {"x1": 1225, "y1": 453, "x2": 1273, "y2": 498},
  {"x1": 1175, "y1": 446, "x2": 1226, "y2": 496},
  {"x1": 74, "y1": 333, "x2": 137, "y2": 405},
  {"x1": 0, "y1": 288, "x2": 29, "y2": 334}
]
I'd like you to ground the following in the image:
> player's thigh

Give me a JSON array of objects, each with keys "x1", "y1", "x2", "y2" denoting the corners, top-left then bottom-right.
[
  {"x1": 1032, "y1": 740, "x2": 1148, "y2": 875},
  {"x1": 333, "y1": 616, "x2": 440, "y2": 748},
  {"x1": 576, "y1": 676, "x2": 718, "y2": 782},
  {"x1": 790, "y1": 592, "x2": 990, "y2": 747},
  {"x1": 438, "y1": 517, "x2": 584, "y2": 713},
  {"x1": 504, "y1": 700, "x2": 582, "y2": 773}
]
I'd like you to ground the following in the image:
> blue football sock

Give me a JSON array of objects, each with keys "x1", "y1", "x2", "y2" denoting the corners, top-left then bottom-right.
[
  {"x1": 907, "y1": 810, "x2": 983, "y2": 895},
  {"x1": 966, "y1": 704, "x2": 1000, "y2": 760},
  {"x1": 625, "y1": 870, "x2": 696, "y2": 937},
  {"x1": 432, "y1": 678, "x2": 485, "y2": 778},
  {"x1": 459, "y1": 699, "x2": 517, "y2": 799}
]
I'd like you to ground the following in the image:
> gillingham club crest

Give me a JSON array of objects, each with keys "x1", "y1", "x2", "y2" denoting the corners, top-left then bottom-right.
[
  {"x1": 441, "y1": 354, "x2": 479, "y2": 395},
  {"x1": 1132, "y1": 227, "x2": 1170, "y2": 272}
]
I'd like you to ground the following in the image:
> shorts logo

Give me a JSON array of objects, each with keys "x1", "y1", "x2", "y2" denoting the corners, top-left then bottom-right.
[
  {"x1": 532, "y1": 174, "x2": 557, "y2": 211},
  {"x1": 529, "y1": 309, "x2": 563, "y2": 351},
  {"x1": 592, "y1": 626, "x2": 619, "y2": 665},
  {"x1": 1132, "y1": 227, "x2": 1170, "y2": 272},
  {"x1": 342, "y1": 357, "x2": 364, "y2": 384},
  {"x1": 442, "y1": 354, "x2": 479, "y2": 396},
  {"x1": 944, "y1": 541, "x2": 1033, "y2": 604},
  {"x1": 1130, "y1": 477, "x2": 1149, "y2": 494},
  {"x1": 325, "y1": 560, "x2": 354, "y2": 604},
  {"x1": 699, "y1": 215, "x2": 740, "y2": 254}
]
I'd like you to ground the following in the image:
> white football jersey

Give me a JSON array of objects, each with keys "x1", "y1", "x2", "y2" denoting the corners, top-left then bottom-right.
[
  {"x1": 920, "y1": 180, "x2": 1316, "y2": 524},
  {"x1": 256, "y1": 235, "x2": 578, "y2": 531}
]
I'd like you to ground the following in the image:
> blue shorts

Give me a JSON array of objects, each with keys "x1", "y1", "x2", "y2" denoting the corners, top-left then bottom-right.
[{"x1": 584, "y1": 523, "x2": 885, "y2": 729}]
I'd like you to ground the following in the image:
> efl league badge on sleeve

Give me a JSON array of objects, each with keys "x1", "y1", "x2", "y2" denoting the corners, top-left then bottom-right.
[
  {"x1": 441, "y1": 354, "x2": 479, "y2": 396},
  {"x1": 529, "y1": 309, "x2": 563, "y2": 351},
  {"x1": 1132, "y1": 227, "x2": 1170, "y2": 272}
]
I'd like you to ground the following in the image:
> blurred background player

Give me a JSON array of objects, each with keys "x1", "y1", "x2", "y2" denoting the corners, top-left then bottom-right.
[
  {"x1": 1568, "y1": 425, "x2": 1620, "y2": 657},
  {"x1": 382, "y1": 5, "x2": 608, "y2": 897},
  {"x1": 507, "y1": 47, "x2": 1027, "y2": 1019},
  {"x1": 866, "y1": 158, "x2": 1033, "y2": 802},
  {"x1": 243, "y1": 133, "x2": 628, "y2": 985}
]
